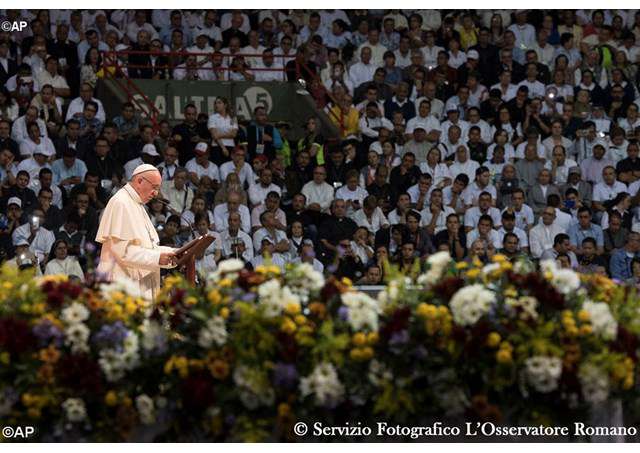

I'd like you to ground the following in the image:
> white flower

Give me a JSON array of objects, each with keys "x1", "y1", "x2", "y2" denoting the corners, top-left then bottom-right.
[
  {"x1": 98, "y1": 331, "x2": 140, "y2": 382},
  {"x1": 218, "y1": 259, "x2": 245, "y2": 273},
  {"x1": 449, "y1": 284, "x2": 496, "y2": 326},
  {"x1": 257, "y1": 279, "x2": 301, "y2": 318},
  {"x1": 62, "y1": 398, "x2": 87, "y2": 422},
  {"x1": 341, "y1": 291, "x2": 381, "y2": 331},
  {"x1": 198, "y1": 316, "x2": 227, "y2": 348},
  {"x1": 140, "y1": 319, "x2": 167, "y2": 352},
  {"x1": 61, "y1": 302, "x2": 90, "y2": 325},
  {"x1": 506, "y1": 296, "x2": 539, "y2": 320},
  {"x1": 541, "y1": 260, "x2": 581, "y2": 294},
  {"x1": 135, "y1": 394, "x2": 156, "y2": 425},
  {"x1": 64, "y1": 323, "x2": 90, "y2": 353},
  {"x1": 579, "y1": 363, "x2": 610, "y2": 405},
  {"x1": 101, "y1": 277, "x2": 146, "y2": 300},
  {"x1": 583, "y1": 300, "x2": 618, "y2": 340},
  {"x1": 524, "y1": 356, "x2": 563, "y2": 393},
  {"x1": 418, "y1": 252, "x2": 452, "y2": 286},
  {"x1": 233, "y1": 365, "x2": 274, "y2": 409},
  {"x1": 299, "y1": 362, "x2": 345, "y2": 408},
  {"x1": 436, "y1": 387, "x2": 470, "y2": 417},
  {"x1": 368, "y1": 359, "x2": 393, "y2": 387}
]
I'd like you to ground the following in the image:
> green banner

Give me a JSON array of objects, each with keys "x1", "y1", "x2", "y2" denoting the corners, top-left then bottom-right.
[{"x1": 99, "y1": 79, "x2": 339, "y2": 140}]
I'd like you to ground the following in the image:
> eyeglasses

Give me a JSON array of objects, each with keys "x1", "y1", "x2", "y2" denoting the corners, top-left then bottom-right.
[{"x1": 141, "y1": 176, "x2": 161, "y2": 191}]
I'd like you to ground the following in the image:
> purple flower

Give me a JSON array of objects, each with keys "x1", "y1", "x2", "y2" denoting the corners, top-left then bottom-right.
[
  {"x1": 92, "y1": 321, "x2": 128, "y2": 351},
  {"x1": 32, "y1": 320, "x2": 64, "y2": 347},
  {"x1": 272, "y1": 362, "x2": 298, "y2": 389},
  {"x1": 241, "y1": 292, "x2": 256, "y2": 302},
  {"x1": 389, "y1": 330, "x2": 410, "y2": 347},
  {"x1": 338, "y1": 306, "x2": 349, "y2": 322}
]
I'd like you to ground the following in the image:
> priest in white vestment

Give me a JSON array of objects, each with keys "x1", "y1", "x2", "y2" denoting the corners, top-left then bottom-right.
[{"x1": 95, "y1": 164, "x2": 177, "y2": 300}]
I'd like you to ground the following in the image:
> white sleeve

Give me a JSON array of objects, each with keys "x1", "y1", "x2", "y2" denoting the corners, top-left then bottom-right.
[{"x1": 107, "y1": 238, "x2": 163, "y2": 270}]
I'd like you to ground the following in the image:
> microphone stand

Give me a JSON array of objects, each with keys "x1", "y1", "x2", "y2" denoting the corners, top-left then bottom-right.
[{"x1": 154, "y1": 197, "x2": 199, "y2": 238}]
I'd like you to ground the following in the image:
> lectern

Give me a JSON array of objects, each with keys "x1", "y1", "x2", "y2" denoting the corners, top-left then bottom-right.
[{"x1": 174, "y1": 234, "x2": 215, "y2": 284}]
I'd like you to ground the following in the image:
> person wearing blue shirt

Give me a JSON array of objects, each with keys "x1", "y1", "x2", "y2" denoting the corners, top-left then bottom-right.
[
  {"x1": 51, "y1": 148, "x2": 87, "y2": 191},
  {"x1": 610, "y1": 232, "x2": 640, "y2": 280},
  {"x1": 568, "y1": 206, "x2": 604, "y2": 256}
]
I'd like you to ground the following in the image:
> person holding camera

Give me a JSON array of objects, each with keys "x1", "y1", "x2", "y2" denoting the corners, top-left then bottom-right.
[
  {"x1": 5, "y1": 239, "x2": 42, "y2": 276},
  {"x1": 11, "y1": 207, "x2": 55, "y2": 266}
]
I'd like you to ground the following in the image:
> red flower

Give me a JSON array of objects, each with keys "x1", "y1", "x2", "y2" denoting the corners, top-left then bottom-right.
[
  {"x1": 0, "y1": 316, "x2": 36, "y2": 356},
  {"x1": 432, "y1": 277, "x2": 464, "y2": 301},
  {"x1": 46, "y1": 290, "x2": 65, "y2": 309},
  {"x1": 181, "y1": 370, "x2": 215, "y2": 412},
  {"x1": 380, "y1": 307, "x2": 411, "y2": 342},
  {"x1": 59, "y1": 281, "x2": 82, "y2": 299},
  {"x1": 276, "y1": 331, "x2": 298, "y2": 362},
  {"x1": 611, "y1": 326, "x2": 639, "y2": 361},
  {"x1": 320, "y1": 280, "x2": 340, "y2": 302},
  {"x1": 57, "y1": 354, "x2": 104, "y2": 398}
]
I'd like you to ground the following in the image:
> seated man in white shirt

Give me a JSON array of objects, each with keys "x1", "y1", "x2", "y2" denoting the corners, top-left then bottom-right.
[
  {"x1": 592, "y1": 165, "x2": 628, "y2": 214},
  {"x1": 496, "y1": 210, "x2": 529, "y2": 254},
  {"x1": 463, "y1": 191, "x2": 502, "y2": 233},
  {"x1": 350, "y1": 194, "x2": 389, "y2": 234},
  {"x1": 248, "y1": 167, "x2": 281, "y2": 208},
  {"x1": 293, "y1": 239, "x2": 325, "y2": 273},
  {"x1": 250, "y1": 237, "x2": 287, "y2": 271},
  {"x1": 301, "y1": 165, "x2": 334, "y2": 214},
  {"x1": 219, "y1": 212, "x2": 254, "y2": 262},
  {"x1": 186, "y1": 142, "x2": 220, "y2": 186},
  {"x1": 251, "y1": 191, "x2": 287, "y2": 233},
  {"x1": 252, "y1": 211, "x2": 289, "y2": 254},
  {"x1": 160, "y1": 167, "x2": 193, "y2": 216},
  {"x1": 466, "y1": 214, "x2": 502, "y2": 249},
  {"x1": 219, "y1": 146, "x2": 255, "y2": 188},
  {"x1": 213, "y1": 190, "x2": 251, "y2": 233},
  {"x1": 529, "y1": 207, "x2": 564, "y2": 258},
  {"x1": 460, "y1": 166, "x2": 497, "y2": 207}
]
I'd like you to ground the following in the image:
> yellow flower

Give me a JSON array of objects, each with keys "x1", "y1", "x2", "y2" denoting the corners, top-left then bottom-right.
[
  {"x1": 38, "y1": 346, "x2": 60, "y2": 364},
  {"x1": 267, "y1": 265, "x2": 281, "y2": 275},
  {"x1": 417, "y1": 303, "x2": 438, "y2": 320},
  {"x1": 0, "y1": 351, "x2": 9, "y2": 365},
  {"x1": 220, "y1": 307, "x2": 230, "y2": 319},
  {"x1": 613, "y1": 363, "x2": 627, "y2": 381},
  {"x1": 219, "y1": 278, "x2": 233, "y2": 288},
  {"x1": 361, "y1": 346, "x2": 374, "y2": 360},
  {"x1": 504, "y1": 287, "x2": 517, "y2": 298},
  {"x1": 499, "y1": 341, "x2": 513, "y2": 351},
  {"x1": 623, "y1": 375, "x2": 634, "y2": 390},
  {"x1": 499, "y1": 261, "x2": 513, "y2": 272},
  {"x1": 496, "y1": 349, "x2": 513, "y2": 364},
  {"x1": 341, "y1": 277, "x2": 353, "y2": 287},
  {"x1": 566, "y1": 326, "x2": 579, "y2": 337},
  {"x1": 281, "y1": 318, "x2": 297, "y2": 335},
  {"x1": 32, "y1": 303, "x2": 46, "y2": 315},
  {"x1": 278, "y1": 403, "x2": 291, "y2": 417},
  {"x1": 486, "y1": 332, "x2": 501, "y2": 348},
  {"x1": 579, "y1": 325, "x2": 593, "y2": 336},
  {"x1": 209, "y1": 359, "x2": 230, "y2": 380},
  {"x1": 455, "y1": 262, "x2": 468, "y2": 270},
  {"x1": 294, "y1": 314, "x2": 307, "y2": 325},
  {"x1": 472, "y1": 257, "x2": 483, "y2": 268},
  {"x1": 105, "y1": 391, "x2": 118, "y2": 407},
  {"x1": 185, "y1": 296, "x2": 198, "y2": 306},
  {"x1": 366, "y1": 332, "x2": 379, "y2": 345},
  {"x1": 2, "y1": 282, "x2": 13, "y2": 290},
  {"x1": 492, "y1": 254, "x2": 507, "y2": 263},
  {"x1": 466, "y1": 269, "x2": 481, "y2": 279},
  {"x1": 27, "y1": 408, "x2": 41, "y2": 419},
  {"x1": 577, "y1": 310, "x2": 590, "y2": 322},
  {"x1": 352, "y1": 332, "x2": 367, "y2": 347},
  {"x1": 284, "y1": 302, "x2": 301, "y2": 315},
  {"x1": 208, "y1": 290, "x2": 222, "y2": 305},
  {"x1": 255, "y1": 265, "x2": 267, "y2": 274}
]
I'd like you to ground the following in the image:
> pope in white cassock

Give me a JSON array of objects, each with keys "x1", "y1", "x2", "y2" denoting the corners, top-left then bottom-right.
[{"x1": 95, "y1": 164, "x2": 177, "y2": 300}]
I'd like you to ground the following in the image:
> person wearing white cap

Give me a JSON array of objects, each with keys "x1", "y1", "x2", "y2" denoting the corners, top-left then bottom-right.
[
  {"x1": 16, "y1": 144, "x2": 54, "y2": 190},
  {"x1": 186, "y1": 142, "x2": 220, "y2": 186},
  {"x1": 123, "y1": 144, "x2": 160, "y2": 181},
  {"x1": 95, "y1": 164, "x2": 177, "y2": 300},
  {"x1": 4, "y1": 239, "x2": 42, "y2": 277}
]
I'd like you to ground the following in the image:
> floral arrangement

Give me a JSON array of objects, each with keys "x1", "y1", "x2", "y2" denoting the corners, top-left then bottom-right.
[{"x1": 1, "y1": 253, "x2": 640, "y2": 441}]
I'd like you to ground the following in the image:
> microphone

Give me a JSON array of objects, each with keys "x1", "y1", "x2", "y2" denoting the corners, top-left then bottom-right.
[{"x1": 153, "y1": 197, "x2": 197, "y2": 237}]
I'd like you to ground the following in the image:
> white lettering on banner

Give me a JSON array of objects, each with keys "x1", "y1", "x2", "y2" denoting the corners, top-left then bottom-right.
[
  {"x1": 130, "y1": 87, "x2": 274, "y2": 121},
  {"x1": 242, "y1": 86, "x2": 273, "y2": 113}
]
